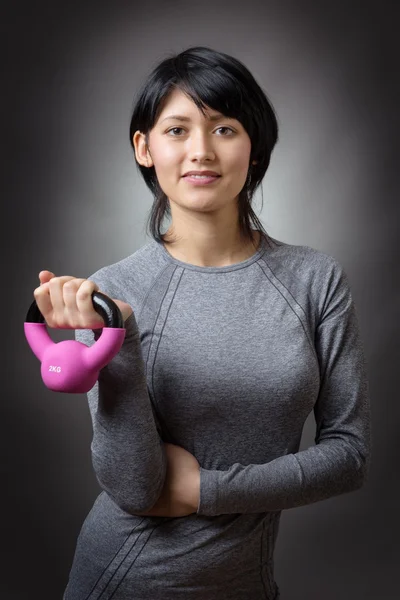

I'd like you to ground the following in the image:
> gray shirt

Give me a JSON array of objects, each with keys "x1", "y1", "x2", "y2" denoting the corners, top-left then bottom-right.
[{"x1": 64, "y1": 233, "x2": 371, "y2": 600}]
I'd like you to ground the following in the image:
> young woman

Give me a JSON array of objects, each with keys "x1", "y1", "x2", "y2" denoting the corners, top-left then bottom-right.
[{"x1": 35, "y1": 46, "x2": 371, "y2": 600}]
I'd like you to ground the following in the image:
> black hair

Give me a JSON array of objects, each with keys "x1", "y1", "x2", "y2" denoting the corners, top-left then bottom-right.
[{"x1": 129, "y1": 45, "x2": 279, "y2": 248}]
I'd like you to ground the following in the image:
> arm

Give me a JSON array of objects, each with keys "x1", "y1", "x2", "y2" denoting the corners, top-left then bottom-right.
[
  {"x1": 75, "y1": 274, "x2": 167, "y2": 514},
  {"x1": 197, "y1": 261, "x2": 372, "y2": 516}
]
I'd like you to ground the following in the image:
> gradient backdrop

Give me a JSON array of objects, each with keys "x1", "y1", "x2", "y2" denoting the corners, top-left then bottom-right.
[{"x1": 3, "y1": 0, "x2": 399, "y2": 598}]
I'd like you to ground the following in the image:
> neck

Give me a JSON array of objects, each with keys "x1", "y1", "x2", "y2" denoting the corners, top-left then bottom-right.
[{"x1": 163, "y1": 225, "x2": 261, "y2": 268}]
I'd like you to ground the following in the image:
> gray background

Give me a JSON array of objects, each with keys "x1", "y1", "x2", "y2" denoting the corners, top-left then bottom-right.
[{"x1": 3, "y1": 0, "x2": 399, "y2": 598}]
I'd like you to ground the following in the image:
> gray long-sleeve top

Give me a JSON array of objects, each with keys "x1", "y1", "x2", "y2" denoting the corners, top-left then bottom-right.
[{"x1": 65, "y1": 232, "x2": 371, "y2": 600}]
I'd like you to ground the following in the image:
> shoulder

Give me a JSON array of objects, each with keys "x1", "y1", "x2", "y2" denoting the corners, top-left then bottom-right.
[
  {"x1": 266, "y1": 234, "x2": 343, "y2": 275},
  {"x1": 263, "y1": 235, "x2": 350, "y2": 314},
  {"x1": 86, "y1": 238, "x2": 168, "y2": 312}
]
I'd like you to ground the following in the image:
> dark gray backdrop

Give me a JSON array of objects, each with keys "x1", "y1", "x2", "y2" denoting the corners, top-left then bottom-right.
[{"x1": 2, "y1": 0, "x2": 399, "y2": 598}]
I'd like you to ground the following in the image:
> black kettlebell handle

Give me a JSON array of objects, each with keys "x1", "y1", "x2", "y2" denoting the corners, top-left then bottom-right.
[{"x1": 25, "y1": 291, "x2": 124, "y2": 329}]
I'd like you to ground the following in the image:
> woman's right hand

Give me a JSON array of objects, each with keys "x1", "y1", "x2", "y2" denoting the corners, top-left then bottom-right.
[{"x1": 33, "y1": 270, "x2": 133, "y2": 329}]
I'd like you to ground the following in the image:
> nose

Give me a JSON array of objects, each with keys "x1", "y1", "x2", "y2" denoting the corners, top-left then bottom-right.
[{"x1": 188, "y1": 130, "x2": 216, "y2": 162}]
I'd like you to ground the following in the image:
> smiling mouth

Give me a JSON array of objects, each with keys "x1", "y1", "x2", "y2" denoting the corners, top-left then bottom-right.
[
  {"x1": 182, "y1": 174, "x2": 221, "y2": 178},
  {"x1": 183, "y1": 175, "x2": 221, "y2": 185}
]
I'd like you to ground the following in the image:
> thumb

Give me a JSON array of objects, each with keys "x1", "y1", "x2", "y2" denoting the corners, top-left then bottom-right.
[
  {"x1": 111, "y1": 299, "x2": 133, "y2": 323},
  {"x1": 38, "y1": 270, "x2": 56, "y2": 285}
]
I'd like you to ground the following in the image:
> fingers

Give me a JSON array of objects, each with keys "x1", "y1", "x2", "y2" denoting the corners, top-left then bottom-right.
[
  {"x1": 66, "y1": 279, "x2": 100, "y2": 328},
  {"x1": 62, "y1": 279, "x2": 88, "y2": 328},
  {"x1": 48, "y1": 276, "x2": 77, "y2": 325},
  {"x1": 33, "y1": 274, "x2": 100, "y2": 329},
  {"x1": 38, "y1": 271, "x2": 56, "y2": 285},
  {"x1": 34, "y1": 280, "x2": 56, "y2": 322}
]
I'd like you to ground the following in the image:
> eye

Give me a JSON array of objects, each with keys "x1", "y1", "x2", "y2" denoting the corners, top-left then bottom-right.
[
  {"x1": 166, "y1": 127, "x2": 235, "y2": 137},
  {"x1": 166, "y1": 127, "x2": 185, "y2": 136},
  {"x1": 216, "y1": 127, "x2": 235, "y2": 136}
]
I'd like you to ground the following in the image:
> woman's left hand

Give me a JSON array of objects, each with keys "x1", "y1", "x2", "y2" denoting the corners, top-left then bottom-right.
[{"x1": 135, "y1": 443, "x2": 201, "y2": 517}]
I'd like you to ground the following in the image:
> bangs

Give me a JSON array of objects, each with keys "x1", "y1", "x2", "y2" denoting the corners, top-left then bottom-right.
[
  {"x1": 157, "y1": 72, "x2": 248, "y2": 128},
  {"x1": 142, "y1": 55, "x2": 256, "y2": 141}
]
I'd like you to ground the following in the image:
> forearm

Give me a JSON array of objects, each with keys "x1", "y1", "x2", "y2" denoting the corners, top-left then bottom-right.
[
  {"x1": 76, "y1": 312, "x2": 167, "y2": 513},
  {"x1": 198, "y1": 437, "x2": 369, "y2": 516}
]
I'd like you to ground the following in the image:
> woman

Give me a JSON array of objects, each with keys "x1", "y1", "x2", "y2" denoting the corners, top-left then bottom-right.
[{"x1": 35, "y1": 46, "x2": 371, "y2": 599}]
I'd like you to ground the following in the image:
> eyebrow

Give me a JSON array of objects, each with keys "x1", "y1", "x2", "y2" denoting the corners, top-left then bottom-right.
[{"x1": 160, "y1": 113, "x2": 233, "y2": 123}]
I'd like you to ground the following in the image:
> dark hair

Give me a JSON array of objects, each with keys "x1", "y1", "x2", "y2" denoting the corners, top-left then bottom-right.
[{"x1": 129, "y1": 46, "x2": 279, "y2": 248}]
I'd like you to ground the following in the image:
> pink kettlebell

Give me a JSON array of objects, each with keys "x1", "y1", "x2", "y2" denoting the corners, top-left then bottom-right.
[{"x1": 24, "y1": 291, "x2": 126, "y2": 393}]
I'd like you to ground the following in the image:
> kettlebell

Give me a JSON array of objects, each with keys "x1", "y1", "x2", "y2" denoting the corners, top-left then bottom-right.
[{"x1": 24, "y1": 291, "x2": 126, "y2": 393}]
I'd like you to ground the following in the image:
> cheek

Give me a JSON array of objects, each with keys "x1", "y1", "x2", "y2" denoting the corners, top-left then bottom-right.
[
  {"x1": 227, "y1": 158, "x2": 250, "y2": 184},
  {"x1": 224, "y1": 141, "x2": 252, "y2": 171},
  {"x1": 153, "y1": 147, "x2": 182, "y2": 175}
]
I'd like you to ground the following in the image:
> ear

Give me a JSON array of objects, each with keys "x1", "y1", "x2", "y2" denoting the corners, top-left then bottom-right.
[{"x1": 132, "y1": 131, "x2": 154, "y2": 168}]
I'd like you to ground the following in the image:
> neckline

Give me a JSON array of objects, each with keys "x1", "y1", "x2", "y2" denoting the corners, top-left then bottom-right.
[{"x1": 157, "y1": 230, "x2": 269, "y2": 273}]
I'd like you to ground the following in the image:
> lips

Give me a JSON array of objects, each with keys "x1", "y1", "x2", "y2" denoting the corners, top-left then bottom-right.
[{"x1": 183, "y1": 171, "x2": 220, "y2": 177}]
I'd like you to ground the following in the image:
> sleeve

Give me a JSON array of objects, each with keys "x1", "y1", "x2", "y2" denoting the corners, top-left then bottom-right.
[
  {"x1": 75, "y1": 272, "x2": 167, "y2": 514},
  {"x1": 197, "y1": 260, "x2": 372, "y2": 516}
]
